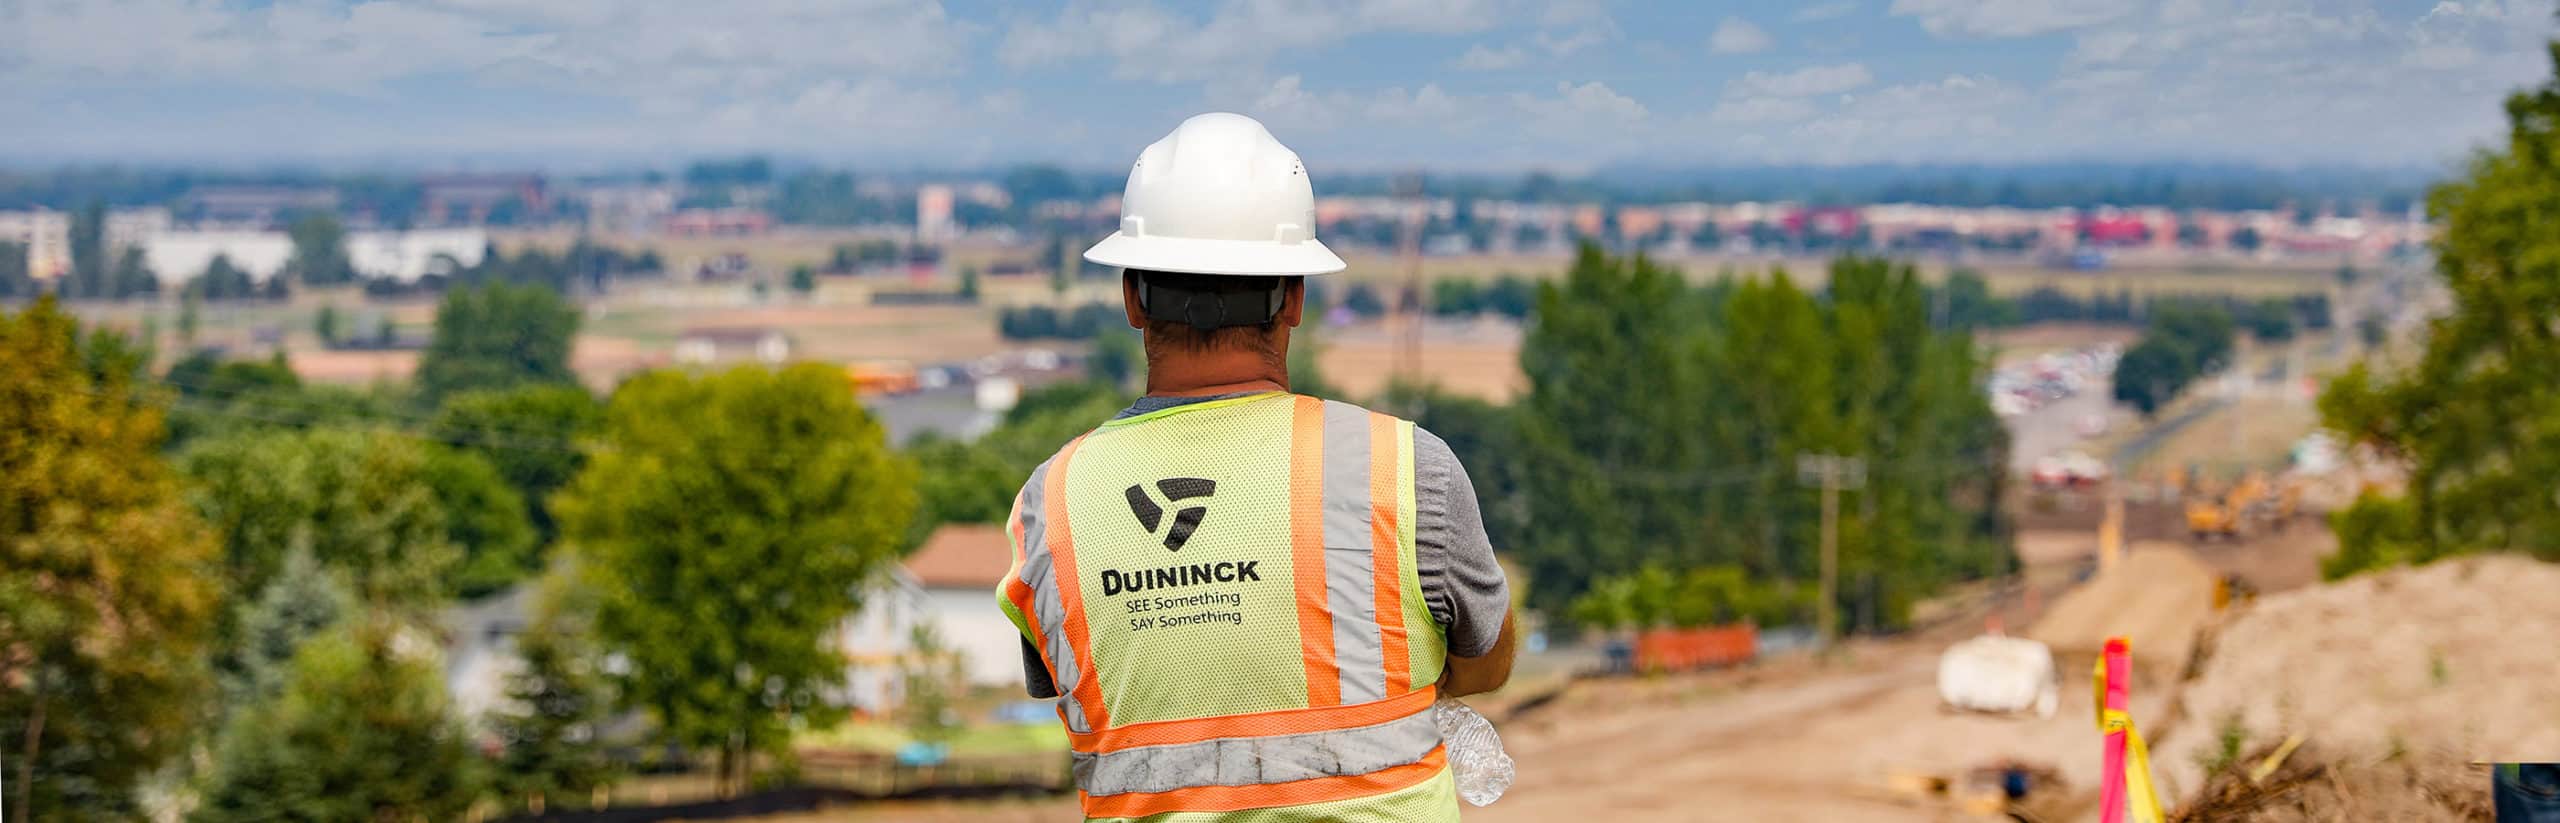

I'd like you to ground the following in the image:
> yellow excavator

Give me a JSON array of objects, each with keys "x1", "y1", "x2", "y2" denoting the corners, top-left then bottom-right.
[{"x1": 2186, "y1": 473, "x2": 2272, "y2": 541}]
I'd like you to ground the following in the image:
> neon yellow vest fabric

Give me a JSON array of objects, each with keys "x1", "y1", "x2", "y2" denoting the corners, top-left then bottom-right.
[{"x1": 998, "y1": 392, "x2": 1457, "y2": 822}]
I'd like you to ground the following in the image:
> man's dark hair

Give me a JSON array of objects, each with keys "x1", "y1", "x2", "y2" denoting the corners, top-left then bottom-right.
[{"x1": 1129, "y1": 269, "x2": 1302, "y2": 356}]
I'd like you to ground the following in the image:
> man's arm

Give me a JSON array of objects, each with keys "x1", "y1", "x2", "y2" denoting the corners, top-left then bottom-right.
[
  {"x1": 1412, "y1": 428, "x2": 1516, "y2": 696},
  {"x1": 1442, "y1": 611, "x2": 1517, "y2": 697}
]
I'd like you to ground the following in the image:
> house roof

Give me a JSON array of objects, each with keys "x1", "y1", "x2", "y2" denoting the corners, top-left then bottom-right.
[{"x1": 904, "y1": 523, "x2": 1013, "y2": 589}]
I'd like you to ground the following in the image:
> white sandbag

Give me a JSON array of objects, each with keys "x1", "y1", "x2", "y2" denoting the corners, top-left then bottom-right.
[{"x1": 1937, "y1": 635, "x2": 2059, "y2": 718}]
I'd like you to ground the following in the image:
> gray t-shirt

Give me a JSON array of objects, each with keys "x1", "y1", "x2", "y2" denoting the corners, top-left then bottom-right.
[{"x1": 1018, "y1": 392, "x2": 1510, "y2": 698}]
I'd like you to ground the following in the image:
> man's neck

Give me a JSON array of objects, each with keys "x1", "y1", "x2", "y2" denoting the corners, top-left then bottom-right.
[{"x1": 1144, "y1": 351, "x2": 1290, "y2": 397}]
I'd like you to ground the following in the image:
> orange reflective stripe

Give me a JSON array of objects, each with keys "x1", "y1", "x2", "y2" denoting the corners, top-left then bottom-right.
[
  {"x1": 1003, "y1": 489, "x2": 1057, "y2": 682},
  {"x1": 1066, "y1": 684, "x2": 1438, "y2": 754},
  {"x1": 1045, "y1": 435, "x2": 1109, "y2": 732},
  {"x1": 1289, "y1": 395, "x2": 1339, "y2": 707},
  {"x1": 1080, "y1": 745, "x2": 1447, "y2": 818},
  {"x1": 1368, "y1": 412, "x2": 1413, "y2": 695}
]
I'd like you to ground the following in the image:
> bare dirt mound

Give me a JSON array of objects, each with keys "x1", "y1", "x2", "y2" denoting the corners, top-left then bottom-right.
[
  {"x1": 2154, "y1": 554, "x2": 2560, "y2": 803},
  {"x1": 2028, "y1": 543, "x2": 2220, "y2": 672}
]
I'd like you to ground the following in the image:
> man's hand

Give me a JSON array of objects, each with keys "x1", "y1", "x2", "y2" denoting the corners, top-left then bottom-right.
[{"x1": 1440, "y1": 611, "x2": 1517, "y2": 698}]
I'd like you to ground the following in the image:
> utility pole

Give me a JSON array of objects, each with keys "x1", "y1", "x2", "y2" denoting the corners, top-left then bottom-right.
[
  {"x1": 1393, "y1": 171, "x2": 1425, "y2": 380},
  {"x1": 1798, "y1": 453, "x2": 1866, "y2": 649}
]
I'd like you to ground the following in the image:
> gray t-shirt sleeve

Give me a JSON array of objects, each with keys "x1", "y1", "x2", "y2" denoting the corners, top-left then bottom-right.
[
  {"x1": 1021, "y1": 637, "x2": 1059, "y2": 699},
  {"x1": 1413, "y1": 428, "x2": 1510, "y2": 658}
]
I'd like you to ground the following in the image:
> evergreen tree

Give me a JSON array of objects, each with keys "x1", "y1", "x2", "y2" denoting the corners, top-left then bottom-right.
[
  {"x1": 194, "y1": 626, "x2": 482, "y2": 823},
  {"x1": 487, "y1": 582, "x2": 618, "y2": 815},
  {"x1": 218, "y1": 546, "x2": 352, "y2": 710}
]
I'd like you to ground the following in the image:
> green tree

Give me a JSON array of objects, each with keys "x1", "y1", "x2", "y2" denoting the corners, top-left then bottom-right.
[
  {"x1": 488, "y1": 575, "x2": 619, "y2": 815},
  {"x1": 790, "y1": 263, "x2": 817, "y2": 295},
  {"x1": 1089, "y1": 327, "x2": 1144, "y2": 392},
  {"x1": 901, "y1": 624, "x2": 965, "y2": 745},
  {"x1": 556, "y1": 364, "x2": 917, "y2": 794},
  {"x1": 2111, "y1": 337, "x2": 2186, "y2": 416},
  {"x1": 193, "y1": 626, "x2": 482, "y2": 823},
  {"x1": 286, "y1": 212, "x2": 355, "y2": 286},
  {"x1": 421, "y1": 442, "x2": 540, "y2": 597},
  {"x1": 109, "y1": 246, "x2": 157, "y2": 300},
  {"x1": 432, "y1": 383, "x2": 603, "y2": 543},
  {"x1": 958, "y1": 265, "x2": 982, "y2": 300},
  {"x1": 416, "y1": 281, "x2": 580, "y2": 405},
  {"x1": 66, "y1": 201, "x2": 104, "y2": 299},
  {"x1": 1510, "y1": 247, "x2": 2005, "y2": 627},
  {"x1": 314, "y1": 303, "x2": 341, "y2": 347},
  {"x1": 187, "y1": 254, "x2": 259, "y2": 302},
  {"x1": 218, "y1": 546, "x2": 352, "y2": 710},
  {"x1": 180, "y1": 428, "x2": 493, "y2": 608},
  {"x1": 1511, "y1": 246, "x2": 1722, "y2": 609},
  {"x1": 178, "y1": 288, "x2": 201, "y2": 344},
  {"x1": 2318, "y1": 46, "x2": 2560, "y2": 573},
  {"x1": 0, "y1": 297, "x2": 223, "y2": 820},
  {"x1": 0, "y1": 241, "x2": 33, "y2": 298}
]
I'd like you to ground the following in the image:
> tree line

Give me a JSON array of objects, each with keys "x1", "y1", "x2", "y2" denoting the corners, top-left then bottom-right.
[{"x1": 2, "y1": 275, "x2": 912, "y2": 818}]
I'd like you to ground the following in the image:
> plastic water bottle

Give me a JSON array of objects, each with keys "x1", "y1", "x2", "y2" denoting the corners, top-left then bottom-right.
[{"x1": 1433, "y1": 698, "x2": 1514, "y2": 806}]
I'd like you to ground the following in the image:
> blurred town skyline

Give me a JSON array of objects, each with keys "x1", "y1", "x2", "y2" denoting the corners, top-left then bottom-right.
[{"x1": 6, "y1": 0, "x2": 2556, "y2": 170}]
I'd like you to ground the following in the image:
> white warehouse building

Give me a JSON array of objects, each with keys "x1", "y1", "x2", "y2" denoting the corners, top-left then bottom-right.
[{"x1": 142, "y1": 228, "x2": 487, "y2": 286}]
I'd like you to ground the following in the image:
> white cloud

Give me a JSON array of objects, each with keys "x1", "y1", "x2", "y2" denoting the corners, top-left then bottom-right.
[
  {"x1": 1537, "y1": 27, "x2": 1613, "y2": 57},
  {"x1": 1730, "y1": 63, "x2": 1875, "y2": 97},
  {"x1": 1792, "y1": 1, "x2": 1859, "y2": 22},
  {"x1": 1708, "y1": 17, "x2": 1774, "y2": 55},
  {"x1": 1453, "y1": 44, "x2": 1532, "y2": 70},
  {"x1": 2031, "y1": 0, "x2": 2556, "y2": 163},
  {"x1": 1796, "y1": 74, "x2": 2024, "y2": 151},
  {"x1": 1709, "y1": 96, "x2": 1818, "y2": 124},
  {"x1": 1530, "y1": 80, "x2": 1649, "y2": 121},
  {"x1": 1889, "y1": 0, "x2": 2129, "y2": 38},
  {"x1": 1000, "y1": 0, "x2": 1509, "y2": 81},
  {"x1": 16, "y1": 0, "x2": 968, "y2": 98}
]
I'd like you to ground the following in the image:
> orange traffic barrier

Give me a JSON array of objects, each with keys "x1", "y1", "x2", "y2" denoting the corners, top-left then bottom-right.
[{"x1": 1633, "y1": 624, "x2": 1757, "y2": 673}]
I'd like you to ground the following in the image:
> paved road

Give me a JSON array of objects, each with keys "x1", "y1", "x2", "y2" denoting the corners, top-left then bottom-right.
[{"x1": 2003, "y1": 382, "x2": 2116, "y2": 474}]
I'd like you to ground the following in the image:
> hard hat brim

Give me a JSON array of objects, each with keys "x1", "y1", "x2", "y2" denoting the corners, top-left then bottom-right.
[{"x1": 1084, "y1": 232, "x2": 1347, "y2": 277}]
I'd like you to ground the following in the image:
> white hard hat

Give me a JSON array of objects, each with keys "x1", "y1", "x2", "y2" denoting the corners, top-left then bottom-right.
[{"x1": 1083, "y1": 112, "x2": 1347, "y2": 277}]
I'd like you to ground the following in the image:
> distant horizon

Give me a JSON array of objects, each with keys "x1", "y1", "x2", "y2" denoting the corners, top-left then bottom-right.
[{"x1": 0, "y1": 158, "x2": 2448, "y2": 214}]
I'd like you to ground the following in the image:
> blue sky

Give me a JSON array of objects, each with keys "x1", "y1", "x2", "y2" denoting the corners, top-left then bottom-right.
[{"x1": 4, "y1": 0, "x2": 2553, "y2": 172}]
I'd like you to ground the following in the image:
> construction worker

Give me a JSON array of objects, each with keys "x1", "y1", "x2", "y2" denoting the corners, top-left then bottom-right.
[{"x1": 997, "y1": 112, "x2": 1517, "y2": 822}]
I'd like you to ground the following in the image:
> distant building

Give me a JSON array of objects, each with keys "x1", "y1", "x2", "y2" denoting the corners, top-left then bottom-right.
[
  {"x1": 661, "y1": 208, "x2": 772, "y2": 237},
  {"x1": 187, "y1": 186, "x2": 338, "y2": 227},
  {"x1": 836, "y1": 524, "x2": 1026, "y2": 711},
  {"x1": 345, "y1": 229, "x2": 488, "y2": 282},
  {"x1": 674, "y1": 326, "x2": 792, "y2": 366},
  {"x1": 0, "y1": 209, "x2": 72, "y2": 280},
  {"x1": 580, "y1": 185, "x2": 677, "y2": 235},
  {"x1": 916, "y1": 184, "x2": 956, "y2": 243},
  {"x1": 104, "y1": 207, "x2": 171, "y2": 257},
  {"x1": 421, "y1": 173, "x2": 547, "y2": 225},
  {"x1": 142, "y1": 231, "x2": 295, "y2": 286}
]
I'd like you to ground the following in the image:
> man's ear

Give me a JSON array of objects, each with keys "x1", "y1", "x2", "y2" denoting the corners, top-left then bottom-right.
[
  {"x1": 1121, "y1": 271, "x2": 1146, "y2": 330},
  {"x1": 1278, "y1": 277, "x2": 1306, "y2": 329}
]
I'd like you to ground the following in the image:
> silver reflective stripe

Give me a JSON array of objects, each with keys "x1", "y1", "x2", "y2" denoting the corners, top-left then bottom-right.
[
  {"x1": 1018, "y1": 456, "x2": 1089, "y2": 733},
  {"x1": 1320, "y1": 400, "x2": 1384, "y2": 704},
  {"x1": 1072, "y1": 704, "x2": 1441, "y2": 797}
]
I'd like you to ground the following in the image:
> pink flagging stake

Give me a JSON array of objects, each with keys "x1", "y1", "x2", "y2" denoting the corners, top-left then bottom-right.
[{"x1": 2099, "y1": 636, "x2": 2132, "y2": 823}]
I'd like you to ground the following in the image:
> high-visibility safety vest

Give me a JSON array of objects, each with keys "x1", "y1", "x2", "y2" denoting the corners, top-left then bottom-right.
[{"x1": 998, "y1": 392, "x2": 1457, "y2": 822}]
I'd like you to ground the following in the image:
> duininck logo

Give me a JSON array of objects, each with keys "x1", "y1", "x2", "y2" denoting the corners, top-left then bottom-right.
[{"x1": 1124, "y1": 477, "x2": 1216, "y2": 551}]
